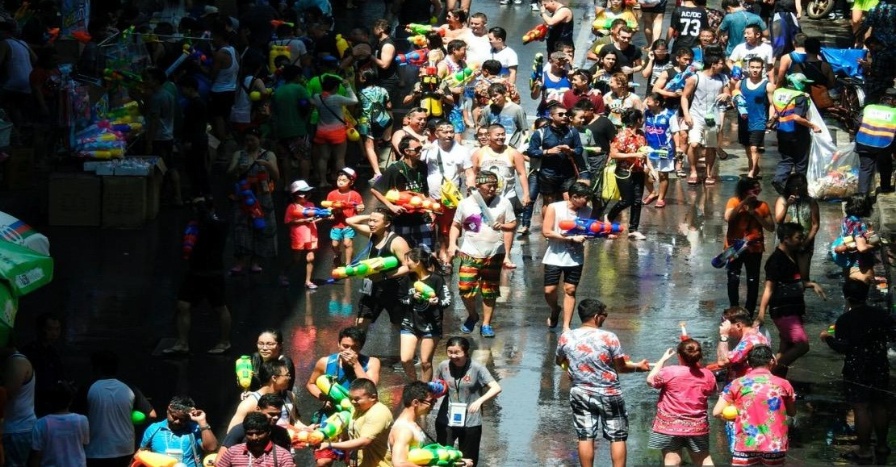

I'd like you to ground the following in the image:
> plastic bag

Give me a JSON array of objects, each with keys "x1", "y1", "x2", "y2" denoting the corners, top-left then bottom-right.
[{"x1": 806, "y1": 103, "x2": 859, "y2": 199}]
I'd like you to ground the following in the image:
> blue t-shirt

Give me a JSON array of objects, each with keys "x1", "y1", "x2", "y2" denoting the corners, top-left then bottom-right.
[
  {"x1": 718, "y1": 10, "x2": 767, "y2": 55},
  {"x1": 139, "y1": 421, "x2": 204, "y2": 467}
]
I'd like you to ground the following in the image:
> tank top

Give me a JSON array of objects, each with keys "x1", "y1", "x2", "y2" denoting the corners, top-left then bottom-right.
[
  {"x1": 690, "y1": 73, "x2": 726, "y2": 120},
  {"x1": 478, "y1": 147, "x2": 516, "y2": 197},
  {"x1": 541, "y1": 70, "x2": 571, "y2": 105},
  {"x1": 211, "y1": 46, "x2": 238, "y2": 93},
  {"x1": 785, "y1": 198, "x2": 814, "y2": 233},
  {"x1": 230, "y1": 75, "x2": 255, "y2": 123},
  {"x1": 390, "y1": 419, "x2": 426, "y2": 449},
  {"x1": 375, "y1": 38, "x2": 400, "y2": 85},
  {"x1": 4, "y1": 353, "x2": 36, "y2": 434},
  {"x1": 546, "y1": 8, "x2": 574, "y2": 45},
  {"x1": 542, "y1": 200, "x2": 590, "y2": 267},
  {"x1": 324, "y1": 353, "x2": 371, "y2": 386},
  {"x1": 740, "y1": 78, "x2": 769, "y2": 132},
  {"x1": 2, "y1": 39, "x2": 33, "y2": 93}
]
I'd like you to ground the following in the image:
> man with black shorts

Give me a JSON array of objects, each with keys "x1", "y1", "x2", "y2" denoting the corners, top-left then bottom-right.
[
  {"x1": 526, "y1": 102, "x2": 589, "y2": 216},
  {"x1": 372, "y1": 136, "x2": 434, "y2": 249},
  {"x1": 555, "y1": 299, "x2": 650, "y2": 467},
  {"x1": 347, "y1": 209, "x2": 412, "y2": 330},
  {"x1": 542, "y1": 182, "x2": 592, "y2": 332},
  {"x1": 163, "y1": 197, "x2": 231, "y2": 355},
  {"x1": 737, "y1": 57, "x2": 772, "y2": 179},
  {"x1": 820, "y1": 279, "x2": 896, "y2": 462}
]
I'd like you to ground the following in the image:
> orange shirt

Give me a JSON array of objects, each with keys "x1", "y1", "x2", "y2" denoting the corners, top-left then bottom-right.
[{"x1": 725, "y1": 196, "x2": 769, "y2": 253}]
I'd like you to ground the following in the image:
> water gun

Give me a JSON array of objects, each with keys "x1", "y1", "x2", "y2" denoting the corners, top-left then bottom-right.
[
  {"x1": 408, "y1": 35, "x2": 428, "y2": 48},
  {"x1": 307, "y1": 410, "x2": 351, "y2": 444},
  {"x1": 414, "y1": 281, "x2": 436, "y2": 300},
  {"x1": 664, "y1": 63, "x2": 702, "y2": 92},
  {"x1": 44, "y1": 27, "x2": 60, "y2": 45},
  {"x1": 77, "y1": 149, "x2": 125, "y2": 159},
  {"x1": 385, "y1": 190, "x2": 444, "y2": 214},
  {"x1": 78, "y1": 140, "x2": 127, "y2": 153},
  {"x1": 321, "y1": 200, "x2": 358, "y2": 209},
  {"x1": 296, "y1": 207, "x2": 333, "y2": 219},
  {"x1": 109, "y1": 121, "x2": 144, "y2": 133},
  {"x1": 522, "y1": 24, "x2": 548, "y2": 44},
  {"x1": 558, "y1": 218, "x2": 624, "y2": 237},
  {"x1": 732, "y1": 89, "x2": 748, "y2": 118},
  {"x1": 131, "y1": 451, "x2": 178, "y2": 467},
  {"x1": 711, "y1": 234, "x2": 759, "y2": 268},
  {"x1": 428, "y1": 379, "x2": 448, "y2": 398},
  {"x1": 72, "y1": 30, "x2": 92, "y2": 43},
  {"x1": 529, "y1": 53, "x2": 544, "y2": 91},
  {"x1": 335, "y1": 34, "x2": 350, "y2": 58},
  {"x1": 234, "y1": 180, "x2": 267, "y2": 230},
  {"x1": 445, "y1": 65, "x2": 479, "y2": 87},
  {"x1": 235, "y1": 355, "x2": 254, "y2": 390},
  {"x1": 285, "y1": 424, "x2": 317, "y2": 448},
  {"x1": 331, "y1": 256, "x2": 400, "y2": 280},
  {"x1": 271, "y1": 19, "x2": 295, "y2": 28},
  {"x1": 396, "y1": 49, "x2": 429, "y2": 66},
  {"x1": 638, "y1": 146, "x2": 669, "y2": 158},
  {"x1": 406, "y1": 23, "x2": 448, "y2": 36},
  {"x1": 315, "y1": 375, "x2": 353, "y2": 412},
  {"x1": 182, "y1": 221, "x2": 199, "y2": 260},
  {"x1": 131, "y1": 410, "x2": 147, "y2": 425},
  {"x1": 592, "y1": 16, "x2": 638, "y2": 31},
  {"x1": 827, "y1": 324, "x2": 836, "y2": 336},
  {"x1": 407, "y1": 444, "x2": 464, "y2": 466},
  {"x1": 731, "y1": 63, "x2": 744, "y2": 81}
]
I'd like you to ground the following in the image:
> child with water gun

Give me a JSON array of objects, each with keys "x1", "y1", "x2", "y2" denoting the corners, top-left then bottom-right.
[
  {"x1": 281, "y1": 180, "x2": 323, "y2": 289},
  {"x1": 397, "y1": 246, "x2": 450, "y2": 382},
  {"x1": 325, "y1": 168, "x2": 365, "y2": 267}
]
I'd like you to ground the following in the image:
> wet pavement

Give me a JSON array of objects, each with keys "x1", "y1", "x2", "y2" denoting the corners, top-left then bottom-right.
[{"x1": 2, "y1": 0, "x2": 892, "y2": 465}]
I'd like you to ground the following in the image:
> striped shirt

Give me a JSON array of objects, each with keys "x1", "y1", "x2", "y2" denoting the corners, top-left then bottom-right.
[{"x1": 216, "y1": 442, "x2": 295, "y2": 467}]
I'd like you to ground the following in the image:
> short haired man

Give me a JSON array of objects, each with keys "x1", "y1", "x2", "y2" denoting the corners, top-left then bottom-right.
[
  {"x1": 486, "y1": 27, "x2": 519, "y2": 84},
  {"x1": 138, "y1": 396, "x2": 217, "y2": 467},
  {"x1": 464, "y1": 13, "x2": 490, "y2": 64},
  {"x1": 217, "y1": 413, "x2": 295, "y2": 467},
  {"x1": 322, "y1": 379, "x2": 393, "y2": 467},
  {"x1": 556, "y1": 299, "x2": 650, "y2": 467},
  {"x1": 737, "y1": 57, "x2": 774, "y2": 179},
  {"x1": 526, "y1": 102, "x2": 589, "y2": 209},
  {"x1": 681, "y1": 53, "x2": 730, "y2": 186},
  {"x1": 372, "y1": 136, "x2": 434, "y2": 249},
  {"x1": 422, "y1": 120, "x2": 473, "y2": 265},
  {"x1": 717, "y1": 0, "x2": 766, "y2": 55},
  {"x1": 218, "y1": 394, "x2": 293, "y2": 458},
  {"x1": 389, "y1": 382, "x2": 474, "y2": 467},
  {"x1": 728, "y1": 24, "x2": 773, "y2": 82}
]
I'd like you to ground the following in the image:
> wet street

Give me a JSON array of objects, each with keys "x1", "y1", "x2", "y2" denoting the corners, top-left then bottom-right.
[{"x1": 3, "y1": 0, "x2": 891, "y2": 465}]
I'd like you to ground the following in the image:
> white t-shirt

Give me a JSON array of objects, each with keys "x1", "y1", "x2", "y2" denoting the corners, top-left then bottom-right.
[
  {"x1": 729, "y1": 42, "x2": 774, "y2": 68},
  {"x1": 423, "y1": 142, "x2": 472, "y2": 200},
  {"x1": 85, "y1": 379, "x2": 136, "y2": 459},
  {"x1": 465, "y1": 32, "x2": 492, "y2": 66},
  {"x1": 489, "y1": 46, "x2": 519, "y2": 77},
  {"x1": 542, "y1": 200, "x2": 592, "y2": 267},
  {"x1": 454, "y1": 194, "x2": 515, "y2": 258},
  {"x1": 32, "y1": 413, "x2": 90, "y2": 467}
]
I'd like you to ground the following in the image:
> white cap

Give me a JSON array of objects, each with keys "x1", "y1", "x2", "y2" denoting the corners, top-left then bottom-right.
[
  {"x1": 289, "y1": 180, "x2": 313, "y2": 193},
  {"x1": 338, "y1": 167, "x2": 357, "y2": 181}
]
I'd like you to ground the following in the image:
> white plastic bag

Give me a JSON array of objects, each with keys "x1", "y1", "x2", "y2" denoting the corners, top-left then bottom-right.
[{"x1": 806, "y1": 103, "x2": 859, "y2": 199}]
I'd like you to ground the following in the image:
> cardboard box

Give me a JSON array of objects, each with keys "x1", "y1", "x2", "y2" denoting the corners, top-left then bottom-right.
[
  {"x1": 3, "y1": 149, "x2": 33, "y2": 190},
  {"x1": 124, "y1": 157, "x2": 167, "y2": 220},
  {"x1": 102, "y1": 176, "x2": 147, "y2": 228},
  {"x1": 48, "y1": 173, "x2": 101, "y2": 226}
]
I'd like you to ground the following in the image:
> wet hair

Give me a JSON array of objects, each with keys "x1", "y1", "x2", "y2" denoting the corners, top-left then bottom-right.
[
  {"x1": 476, "y1": 169, "x2": 500, "y2": 185},
  {"x1": 399, "y1": 135, "x2": 420, "y2": 154},
  {"x1": 610, "y1": 72, "x2": 629, "y2": 89},
  {"x1": 645, "y1": 91, "x2": 664, "y2": 104},
  {"x1": 650, "y1": 38, "x2": 669, "y2": 52},
  {"x1": 260, "y1": 359, "x2": 289, "y2": 384},
  {"x1": 747, "y1": 56, "x2": 765, "y2": 67},
  {"x1": 372, "y1": 19, "x2": 391, "y2": 35},
  {"x1": 46, "y1": 380, "x2": 76, "y2": 412},
  {"x1": 845, "y1": 194, "x2": 872, "y2": 218},
  {"x1": 843, "y1": 278, "x2": 870, "y2": 304},
  {"x1": 577, "y1": 298, "x2": 608, "y2": 322},
  {"x1": 776, "y1": 222, "x2": 804, "y2": 242},
  {"x1": 571, "y1": 68, "x2": 592, "y2": 83},
  {"x1": 488, "y1": 26, "x2": 506, "y2": 41},
  {"x1": 554, "y1": 40, "x2": 574, "y2": 53},
  {"x1": 339, "y1": 326, "x2": 368, "y2": 348},
  {"x1": 445, "y1": 336, "x2": 471, "y2": 354},
  {"x1": 470, "y1": 12, "x2": 488, "y2": 22},
  {"x1": 747, "y1": 345, "x2": 774, "y2": 368},
  {"x1": 744, "y1": 24, "x2": 762, "y2": 36},
  {"x1": 481, "y1": 59, "x2": 502, "y2": 76},
  {"x1": 568, "y1": 182, "x2": 592, "y2": 198},
  {"x1": 448, "y1": 8, "x2": 468, "y2": 23},
  {"x1": 322, "y1": 75, "x2": 341, "y2": 92},
  {"x1": 257, "y1": 393, "x2": 285, "y2": 409},
  {"x1": 783, "y1": 173, "x2": 809, "y2": 197},
  {"x1": 349, "y1": 378, "x2": 378, "y2": 397},
  {"x1": 722, "y1": 0, "x2": 741, "y2": 9},
  {"x1": 703, "y1": 53, "x2": 724, "y2": 66},
  {"x1": 618, "y1": 25, "x2": 634, "y2": 36},
  {"x1": 406, "y1": 245, "x2": 438, "y2": 271},
  {"x1": 372, "y1": 207, "x2": 394, "y2": 224},
  {"x1": 734, "y1": 177, "x2": 760, "y2": 199},
  {"x1": 804, "y1": 37, "x2": 822, "y2": 55},
  {"x1": 572, "y1": 99, "x2": 596, "y2": 112},
  {"x1": 723, "y1": 306, "x2": 752, "y2": 326},
  {"x1": 169, "y1": 395, "x2": 195, "y2": 412},
  {"x1": 401, "y1": 381, "x2": 432, "y2": 407},
  {"x1": 620, "y1": 108, "x2": 643, "y2": 128},
  {"x1": 258, "y1": 329, "x2": 284, "y2": 345},
  {"x1": 282, "y1": 65, "x2": 303, "y2": 83},
  {"x1": 793, "y1": 33, "x2": 808, "y2": 48},
  {"x1": 675, "y1": 47, "x2": 694, "y2": 59},
  {"x1": 487, "y1": 82, "x2": 507, "y2": 95},
  {"x1": 243, "y1": 412, "x2": 271, "y2": 433},
  {"x1": 91, "y1": 350, "x2": 119, "y2": 376},
  {"x1": 446, "y1": 39, "x2": 467, "y2": 54},
  {"x1": 677, "y1": 339, "x2": 703, "y2": 367}
]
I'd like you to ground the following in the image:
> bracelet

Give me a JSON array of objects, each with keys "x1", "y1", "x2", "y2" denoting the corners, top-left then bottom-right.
[{"x1": 200, "y1": 425, "x2": 212, "y2": 431}]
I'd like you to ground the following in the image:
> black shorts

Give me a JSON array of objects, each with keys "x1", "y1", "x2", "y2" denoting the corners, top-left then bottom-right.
[
  {"x1": 738, "y1": 125, "x2": 766, "y2": 147},
  {"x1": 177, "y1": 273, "x2": 227, "y2": 307},
  {"x1": 544, "y1": 264, "x2": 584, "y2": 287},
  {"x1": 209, "y1": 91, "x2": 236, "y2": 119},
  {"x1": 358, "y1": 281, "x2": 404, "y2": 324},
  {"x1": 154, "y1": 140, "x2": 179, "y2": 170},
  {"x1": 640, "y1": 1, "x2": 667, "y2": 13},
  {"x1": 538, "y1": 174, "x2": 575, "y2": 198}
]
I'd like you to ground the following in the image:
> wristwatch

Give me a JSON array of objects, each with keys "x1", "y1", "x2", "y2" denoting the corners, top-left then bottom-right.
[
  {"x1": 200, "y1": 425, "x2": 212, "y2": 431},
  {"x1": 719, "y1": 336, "x2": 729, "y2": 342}
]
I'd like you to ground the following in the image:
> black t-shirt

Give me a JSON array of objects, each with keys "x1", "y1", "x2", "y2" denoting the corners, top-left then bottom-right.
[
  {"x1": 183, "y1": 96, "x2": 209, "y2": 145},
  {"x1": 765, "y1": 248, "x2": 805, "y2": 317},
  {"x1": 373, "y1": 160, "x2": 429, "y2": 226},
  {"x1": 827, "y1": 304, "x2": 896, "y2": 383},
  {"x1": 221, "y1": 424, "x2": 292, "y2": 450},
  {"x1": 600, "y1": 43, "x2": 643, "y2": 71},
  {"x1": 670, "y1": 6, "x2": 708, "y2": 52}
]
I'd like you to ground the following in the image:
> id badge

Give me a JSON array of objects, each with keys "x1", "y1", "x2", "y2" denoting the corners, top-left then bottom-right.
[
  {"x1": 448, "y1": 402, "x2": 467, "y2": 427},
  {"x1": 164, "y1": 449, "x2": 184, "y2": 462},
  {"x1": 360, "y1": 278, "x2": 373, "y2": 296}
]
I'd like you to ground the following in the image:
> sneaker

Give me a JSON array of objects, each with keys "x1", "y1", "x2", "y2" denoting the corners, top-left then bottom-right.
[
  {"x1": 162, "y1": 343, "x2": 189, "y2": 355},
  {"x1": 500, "y1": 0, "x2": 510, "y2": 4},
  {"x1": 531, "y1": 2, "x2": 539, "y2": 10},
  {"x1": 517, "y1": 226, "x2": 530, "y2": 235},
  {"x1": 480, "y1": 324, "x2": 496, "y2": 338},
  {"x1": 628, "y1": 231, "x2": 647, "y2": 240},
  {"x1": 460, "y1": 317, "x2": 478, "y2": 334},
  {"x1": 514, "y1": 0, "x2": 523, "y2": 4}
]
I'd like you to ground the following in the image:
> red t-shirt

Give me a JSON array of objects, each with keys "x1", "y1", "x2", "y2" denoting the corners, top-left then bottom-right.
[
  {"x1": 725, "y1": 196, "x2": 770, "y2": 253},
  {"x1": 326, "y1": 189, "x2": 362, "y2": 228}
]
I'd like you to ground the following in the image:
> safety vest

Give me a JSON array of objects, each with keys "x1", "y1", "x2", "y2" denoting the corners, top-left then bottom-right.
[
  {"x1": 772, "y1": 88, "x2": 807, "y2": 133},
  {"x1": 855, "y1": 104, "x2": 896, "y2": 149}
]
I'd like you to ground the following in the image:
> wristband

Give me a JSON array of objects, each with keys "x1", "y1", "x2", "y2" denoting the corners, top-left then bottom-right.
[{"x1": 201, "y1": 425, "x2": 212, "y2": 431}]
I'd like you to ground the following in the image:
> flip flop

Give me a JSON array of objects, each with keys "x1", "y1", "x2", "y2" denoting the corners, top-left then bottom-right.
[
  {"x1": 705, "y1": 177, "x2": 717, "y2": 186},
  {"x1": 687, "y1": 175, "x2": 699, "y2": 185},
  {"x1": 655, "y1": 200, "x2": 666, "y2": 208},
  {"x1": 643, "y1": 193, "x2": 658, "y2": 205},
  {"x1": 503, "y1": 261, "x2": 518, "y2": 269}
]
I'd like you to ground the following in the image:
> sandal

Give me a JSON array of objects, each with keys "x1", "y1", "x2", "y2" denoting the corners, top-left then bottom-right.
[
  {"x1": 717, "y1": 148, "x2": 729, "y2": 160},
  {"x1": 503, "y1": 261, "x2": 518, "y2": 269},
  {"x1": 305, "y1": 282, "x2": 318, "y2": 290},
  {"x1": 643, "y1": 193, "x2": 658, "y2": 205},
  {"x1": 655, "y1": 200, "x2": 666, "y2": 208},
  {"x1": 704, "y1": 177, "x2": 717, "y2": 186},
  {"x1": 162, "y1": 343, "x2": 189, "y2": 355},
  {"x1": 686, "y1": 175, "x2": 699, "y2": 185}
]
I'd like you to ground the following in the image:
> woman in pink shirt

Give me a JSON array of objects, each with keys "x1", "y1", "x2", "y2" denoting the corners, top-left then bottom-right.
[{"x1": 646, "y1": 339, "x2": 717, "y2": 466}]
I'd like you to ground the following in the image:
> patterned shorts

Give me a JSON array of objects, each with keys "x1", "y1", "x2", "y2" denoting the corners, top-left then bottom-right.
[
  {"x1": 647, "y1": 431, "x2": 710, "y2": 453},
  {"x1": 458, "y1": 253, "x2": 504, "y2": 300},
  {"x1": 569, "y1": 387, "x2": 629, "y2": 442},
  {"x1": 732, "y1": 451, "x2": 787, "y2": 466},
  {"x1": 394, "y1": 222, "x2": 435, "y2": 250}
]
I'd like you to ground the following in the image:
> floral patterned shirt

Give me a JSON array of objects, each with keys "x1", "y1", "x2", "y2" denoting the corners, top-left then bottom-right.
[
  {"x1": 650, "y1": 365, "x2": 717, "y2": 436},
  {"x1": 722, "y1": 368, "x2": 795, "y2": 453},
  {"x1": 556, "y1": 327, "x2": 624, "y2": 396},
  {"x1": 611, "y1": 128, "x2": 647, "y2": 172},
  {"x1": 726, "y1": 331, "x2": 770, "y2": 381}
]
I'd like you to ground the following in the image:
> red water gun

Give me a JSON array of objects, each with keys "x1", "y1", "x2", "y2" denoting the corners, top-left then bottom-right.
[
  {"x1": 235, "y1": 180, "x2": 266, "y2": 230},
  {"x1": 558, "y1": 218, "x2": 624, "y2": 237},
  {"x1": 385, "y1": 190, "x2": 444, "y2": 214},
  {"x1": 522, "y1": 24, "x2": 548, "y2": 44},
  {"x1": 395, "y1": 49, "x2": 429, "y2": 67},
  {"x1": 182, "y1": 221, "x2": 199, "y2": 260}
]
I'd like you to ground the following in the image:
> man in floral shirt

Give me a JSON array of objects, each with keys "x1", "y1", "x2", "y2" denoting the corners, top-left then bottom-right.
[
  {"x1": 713, "y1": 345, "x2": 796, "y2": 466},
  {"x1": 555, "y1": 299, "x2": 649, "y2": 467}
]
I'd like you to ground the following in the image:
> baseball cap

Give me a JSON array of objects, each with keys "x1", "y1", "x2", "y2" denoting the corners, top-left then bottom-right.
[
  {"x1": 338, "y1": 167, "x2": 357, "y2": 181},
  {"x1": 289, "y1": 180, "x2": 313, "y2": 193}
]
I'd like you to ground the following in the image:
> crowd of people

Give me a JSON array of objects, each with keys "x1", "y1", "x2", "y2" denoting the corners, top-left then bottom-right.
[{"x1": 2, "y1": 0, "x2": 896, "y2": 464}]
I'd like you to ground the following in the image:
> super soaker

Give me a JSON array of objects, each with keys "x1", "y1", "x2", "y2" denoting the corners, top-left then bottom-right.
[
  {"x1": 234, "y1": 180, "x2": 267, "y2": 230},
  {"x1": 664, "y1": 63, "x2": 702, "y2": 92},
  {"x1": 711, "y1": 234, "x2": 759, "y2": 268},
  {"x1": 558, "y1": 218, "x2": 624, "y2": 237},
  {"x1": 405, "y1": 23, "x2": 448, "y2": 36},
  {"x1": 408, "y1": 444, "x2": 464, "y2": 466},
  {"x1": 529, "y1": 53, "x2": 544, "y2": 91},
  {"x1": 522, "y1": 24, "x2": 548, "y2": 44},
  {"x1": 315, "y1": 375, "x2": 353, "y2": 412},
  {"x1": 385, "y1": 190, "x2": 444, "y2": 213},
  {"x1": 414, "y1": 281, "x2": 436, "y2": 300},
  {"x1": 235, "y1": 355, "x2": 254, "y2": 390},
  {"x1": 307, "y1": 410, "x2": 351, "y2": 444},
  {"x1": 331, "y1": 256, "x2": 400, "y2": 280}
]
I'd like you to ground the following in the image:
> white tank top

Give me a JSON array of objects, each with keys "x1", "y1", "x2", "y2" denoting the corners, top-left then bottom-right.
[
  {"x1": 4, "y1": 353, "x2": 36, "y2": 434},
  {"x1": 542, "y1": 200, "x2": 591, "y2": 267},
  {"x1": 2, "y1": 39, "x2": 33, "y2": 93},
  {"x1": 478, "y1": 147, "x2": 515, "y2": 197},
  {"x1": 211, "y1": 46, "x2": 238, "y2": 92},
  {"x1": 229, "y1": 76, "x2": 254, "y2": 123}
]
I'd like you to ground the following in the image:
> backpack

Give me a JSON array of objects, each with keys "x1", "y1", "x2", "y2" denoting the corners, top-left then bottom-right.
[{"x1": 370, "y1": 100, "x2": 392, "y2": 131}]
